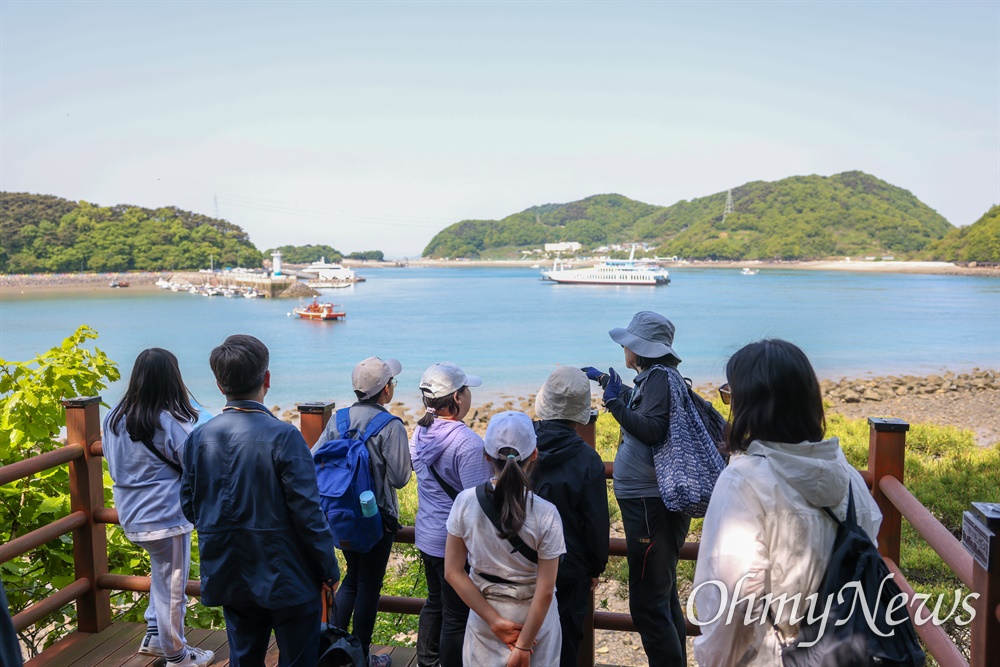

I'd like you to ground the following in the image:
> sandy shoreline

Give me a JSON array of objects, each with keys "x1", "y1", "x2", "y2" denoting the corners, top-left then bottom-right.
[{"x1": 1, "y1": 258, "x2": 996, "y2": 296}]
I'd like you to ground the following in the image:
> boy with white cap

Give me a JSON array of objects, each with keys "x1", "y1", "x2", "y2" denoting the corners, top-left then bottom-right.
[
  {"x1": 313, "y1": 356, "x2": 412, "y2": 667},
  {"x1": 532, "y1": 366, "x2": 610, "y2": 667}
]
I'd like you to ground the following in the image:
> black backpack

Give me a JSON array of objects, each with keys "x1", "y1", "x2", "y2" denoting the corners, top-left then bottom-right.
[{"x1": 777, "y1": 484, "x2": 925, "y2": 667}]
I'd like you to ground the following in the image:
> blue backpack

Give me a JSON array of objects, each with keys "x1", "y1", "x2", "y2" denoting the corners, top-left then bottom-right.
[{"x1": 314, "y1": 408, "x2": 400, "y2": 553}]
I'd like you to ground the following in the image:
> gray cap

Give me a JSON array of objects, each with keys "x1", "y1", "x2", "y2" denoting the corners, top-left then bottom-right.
[
  {"x1": 535, "y1": 366, "x2": 592, "y2": 425},
  {"x1": 352, "y1": 357, "x2": 402, "y2": 400},
  {"x1": 484, "y1": 411, "x2": 537, "y2": 461},
  {"x1": 419, "y1": 362, "x2": 483, "y2": 399},
  {"x1": 608, "y1": 311, "x2": 681, "y2": 361}
]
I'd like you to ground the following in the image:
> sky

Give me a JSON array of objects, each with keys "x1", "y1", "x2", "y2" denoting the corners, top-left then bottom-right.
[{"x1": 2, "y1": 1, "x2": 997, "y2": 258}]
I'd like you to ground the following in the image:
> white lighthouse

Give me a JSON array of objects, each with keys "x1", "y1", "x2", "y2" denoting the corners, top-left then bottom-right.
[{"x1": 271, "y1": 250, "x2": 283, "y2": 276}]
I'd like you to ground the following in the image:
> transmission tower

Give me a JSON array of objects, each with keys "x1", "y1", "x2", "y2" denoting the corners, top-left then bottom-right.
[
  {"x1": 214, "y1": 193, "x2": 220, "y2": 219},
  {"x1": 722, "y1": 189, "x2": 734, "y2": 224}
]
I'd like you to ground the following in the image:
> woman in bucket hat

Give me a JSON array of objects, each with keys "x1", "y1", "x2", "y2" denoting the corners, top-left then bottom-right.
[
  {"x1": 410, "y1": 363, "x2": 494, "y2": 667},
  {"x1": 583, "y1": 311, "x2": 690, "y2": 667}
]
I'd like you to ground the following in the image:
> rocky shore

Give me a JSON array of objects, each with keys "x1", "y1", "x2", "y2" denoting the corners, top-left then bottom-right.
[{"x1": 278, "y1": 369, "x2": 1000, "y2": 448}]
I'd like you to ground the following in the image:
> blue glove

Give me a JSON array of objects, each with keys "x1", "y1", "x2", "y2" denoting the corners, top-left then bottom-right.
[
  {"x1": 603, "y1": 367, "x2": 623, "y2": 403},
  {"x1": 581, "y1": 366, "x2": 606, "y2": 383}
]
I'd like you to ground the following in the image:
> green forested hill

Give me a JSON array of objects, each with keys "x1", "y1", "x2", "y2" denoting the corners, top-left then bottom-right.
[
  {"x1": 422, "y1": 171, "x2": 954, "y2": 260},
  {"x1": 922, "y1": 205, "x2": 1000, "y2": 263},
  {"x1": 0, "y1": 193, "x2": 263, "y2": 273}
]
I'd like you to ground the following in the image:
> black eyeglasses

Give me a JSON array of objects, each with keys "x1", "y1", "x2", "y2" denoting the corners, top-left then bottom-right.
[
  {"x1": 389, "y1": 378, "x2": 397, "y2": 388},
  {"x1": 718, "y1": 383, "x2": 731, "y2": 405}
]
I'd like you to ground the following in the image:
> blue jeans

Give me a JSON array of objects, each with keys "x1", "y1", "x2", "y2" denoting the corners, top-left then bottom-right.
[
  {"x1": 416, "y1": 551, "x2": 469, "y2": 667},
  {"x1": 618, "y1": 496, "x2": 691, "y2": 667},
  {"x1": 335, "y1": 528, "x2": 396, "y2": 659},
  {"x1": 223, "y1": 597, "x2": 321, "y2": 667}
]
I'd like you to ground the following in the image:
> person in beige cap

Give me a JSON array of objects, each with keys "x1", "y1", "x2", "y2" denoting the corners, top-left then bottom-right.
[
  {"x1": 531, "y1": 367, "x2": 609, "y2": 667},
  {"x1": 313, "y1": 356, "x2": 411, "y2": 667},
  {"x1": 444, "y1": 411, "x2": 566, "y2": 667}
]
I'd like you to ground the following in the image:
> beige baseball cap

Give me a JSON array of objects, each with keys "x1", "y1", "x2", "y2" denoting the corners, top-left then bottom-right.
[{"x1": 352, "y1": 357, "x2": 402, "y2": 400}]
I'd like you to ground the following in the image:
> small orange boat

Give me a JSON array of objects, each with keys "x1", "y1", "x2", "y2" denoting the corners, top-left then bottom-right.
[{"x1": 293, "y1": 298, "x2": 346, "y2": 321}]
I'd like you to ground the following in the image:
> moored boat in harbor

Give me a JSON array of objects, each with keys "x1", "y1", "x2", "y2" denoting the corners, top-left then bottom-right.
[{"x1": 293, "y1": 298, "x2": 346, "y2": 321}]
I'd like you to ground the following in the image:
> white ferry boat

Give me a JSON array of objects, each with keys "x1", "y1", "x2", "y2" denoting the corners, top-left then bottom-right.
[
  {"x1": 301, "y1": 257, "x2": 357, "y2": 287},
  {"x1": 541, "y1": 248, "x2": 670, "y2": 286}
]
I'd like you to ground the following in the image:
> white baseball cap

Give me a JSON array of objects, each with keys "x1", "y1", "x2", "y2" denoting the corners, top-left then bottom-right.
[
  {"x1": 419, "y1": 362, "x2": 482, "y2": 399},
  {"x1": 352, "y1": 357, "x2": 402, "y2": 400},
  {"x1": 484, "y1": 411, "x2": 537, "y2": 462}
]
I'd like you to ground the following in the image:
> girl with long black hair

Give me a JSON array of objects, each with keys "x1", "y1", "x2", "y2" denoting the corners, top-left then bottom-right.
[
  {"x1": 444, "y1": 411, "x2": 565, "y2": 667},
  {"x1": 104, "y1": 348, "x2": 213, "y2": 667}
]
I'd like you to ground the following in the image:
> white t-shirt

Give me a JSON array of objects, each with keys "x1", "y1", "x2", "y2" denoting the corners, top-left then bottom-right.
[{"x1": 447, "y1": 486, "x2": 566, "y2": 583}]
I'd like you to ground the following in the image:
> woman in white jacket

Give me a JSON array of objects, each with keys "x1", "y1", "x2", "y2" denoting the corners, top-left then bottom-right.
[
  {"x1": 692, "y1": 339, "x2": 882, "y2": 667},
  {"x1": 104, "y1": 349, "x2": 213, "y2": 667}
]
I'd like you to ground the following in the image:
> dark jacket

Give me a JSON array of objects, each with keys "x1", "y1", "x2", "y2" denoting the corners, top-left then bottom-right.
[
  {"x1": 531, "y1": 419, "x2": 610, "y2": 579},
  {"x1": 181, "y1": 400, "x2": 339, "y2": 608}
]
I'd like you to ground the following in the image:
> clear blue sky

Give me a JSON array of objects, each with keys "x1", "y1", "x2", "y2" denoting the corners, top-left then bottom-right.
[{"x1": 2, "y1": 1, "x2": 997, "y2": 257}]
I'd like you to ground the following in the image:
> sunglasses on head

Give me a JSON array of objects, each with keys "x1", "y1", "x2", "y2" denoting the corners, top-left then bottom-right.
[{"x1": 718, "y1": 383, "x2": 731, "y2": 405}]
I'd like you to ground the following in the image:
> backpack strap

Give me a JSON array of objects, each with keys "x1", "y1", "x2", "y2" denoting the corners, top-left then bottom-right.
[
  {"x1": 335, "y1": 407, "x2": 400, "y2": 443},
  {"x1": 359, "y1": 410, "x2": 400, "y2": 442},
  {"x1": 430, "y1": 465, "x2": 460, "y2": 500},
  {"x1": 823, "y1": 480, "x2": 858, "y2": 528},
  {"x1": 335, "y1": 407, "x2": 353, "y2": 439},
  {"x1": 140, "y1": 436, "x2": 182, "y2": 474},
  {"x1": 475, "y1": 483, "x2": 539, "y2": 564}
]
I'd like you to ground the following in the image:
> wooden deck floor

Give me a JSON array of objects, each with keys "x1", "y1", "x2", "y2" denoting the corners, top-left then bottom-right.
[
  {"x1": 24, "y1": 622, "x2": 412, "y2": 667},
  {"x1": 24, "y1": 622, "x2": 626, "y2": 667}
]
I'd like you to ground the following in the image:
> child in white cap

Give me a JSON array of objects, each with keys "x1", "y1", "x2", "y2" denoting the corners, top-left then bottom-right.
[{"x1": 443, "y1": 411, "x2": 566, "y2": 667}]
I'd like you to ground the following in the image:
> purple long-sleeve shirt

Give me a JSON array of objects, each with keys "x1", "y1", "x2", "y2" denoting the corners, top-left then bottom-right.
[{"x1": 409, "y1": 419, "x2": 493, "y2": 557}]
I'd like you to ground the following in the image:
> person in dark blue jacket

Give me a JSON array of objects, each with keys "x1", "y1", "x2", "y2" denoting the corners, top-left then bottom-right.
[
  {"x1": 181, "y1": 334, "x2": 340, "y2": 667},
  {"x1": 532, "y1": 366, "x2": 610, "y2": 667}
]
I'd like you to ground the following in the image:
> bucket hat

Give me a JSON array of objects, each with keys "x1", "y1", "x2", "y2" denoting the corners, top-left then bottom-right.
[
  {"x1": 484, "y1": 411, "x2": 537, "y2": 462},
  {"x1": 535, "y1": 366, "x2": 592, "y2": 425},
  {"x1": 419, "y1": 362, "x2": 482, "y2": 399},
  {"x1": 608, "y1": 311, "x2": 681, "y2": 361}
]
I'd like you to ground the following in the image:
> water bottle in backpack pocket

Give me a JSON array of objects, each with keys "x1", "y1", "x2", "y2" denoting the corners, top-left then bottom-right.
[{"x1": 314, "y1": 408, "x2": 400, "y2": 553}]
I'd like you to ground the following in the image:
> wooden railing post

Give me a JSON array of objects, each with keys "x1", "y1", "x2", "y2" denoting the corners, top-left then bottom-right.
[
  {"x1": 963, "y1": 502, "x2": 999, "y2": 667},
  {"x1": 867, "y1": 417, "x2": 908, "y2": 564},
  {"x1": 297, "y1": 402, "x2": 335, "y2": 447},
  {"x1": 575, "y1": 410, "x2": 599, "y2": 667},
  {"x1": 63, "y1": 396, "x2": 111, "y2": 633}
]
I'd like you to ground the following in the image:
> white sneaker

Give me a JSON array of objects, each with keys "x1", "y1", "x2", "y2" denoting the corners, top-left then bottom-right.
[
  {"x1": 138, "y1": 634, "x2": 165, "y2": 657},
  {"x1": 166, "y1": 646, "x2": 215, "y2": 667}
]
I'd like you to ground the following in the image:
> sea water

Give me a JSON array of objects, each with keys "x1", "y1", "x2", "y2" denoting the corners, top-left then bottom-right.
[{"x1": 1, "y1": 266, "x2": 998, "y2": 413}]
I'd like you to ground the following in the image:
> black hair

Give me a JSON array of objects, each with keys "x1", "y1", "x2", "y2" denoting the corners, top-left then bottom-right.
[
  {"x1": 209, "y1": 334, "x2": 269, "y2": 399},
  {"x1": 632, "y1": 352, "x2": 679, "y2": 371},
  {"x1": 725, "y1": 339, "x2": 825, "y2": 453},
  {"x1": 107, "y1": 348, "x2": 198, "y2": 443},
  {"x1": 489, "y1": 447, "x2": 535, "y2": 539},
  {"x1": 417, "y1": 389, "x2": 462, "y2": 428}
]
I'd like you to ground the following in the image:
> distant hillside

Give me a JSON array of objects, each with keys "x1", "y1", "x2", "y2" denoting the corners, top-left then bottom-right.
[
  {"x1": 0, "y1": 192, "x2": 263, "y2": 273},
  {"x1": 922, "y1": 205, "x2": 1000, "y2": 263},
  {"x1": 422, "y1": 171, "x2": 954, "y2": 260}
]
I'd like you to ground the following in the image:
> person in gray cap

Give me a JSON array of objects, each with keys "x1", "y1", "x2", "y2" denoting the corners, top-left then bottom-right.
[
  {"x1": 582, "y1": 311, "x2": 691, "y2": 667},
  {"x1": 313, "y1": 356, "x2": 412, "y2": 667},
  {"x1": 531, "y1": 366, "x2": 610, "y2": 667}
]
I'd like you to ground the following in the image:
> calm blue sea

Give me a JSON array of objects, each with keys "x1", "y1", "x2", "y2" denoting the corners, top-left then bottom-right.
[{"x1": 1, "y1": 267, "x2": 998, "y2": 414}]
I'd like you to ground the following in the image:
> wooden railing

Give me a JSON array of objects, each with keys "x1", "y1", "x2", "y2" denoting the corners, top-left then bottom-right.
[{"x1": 2, "y1": 398, "x2": 997, "y2": 667}]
